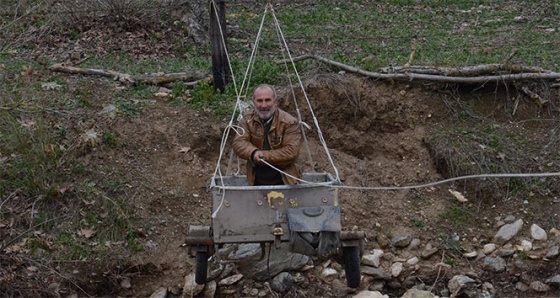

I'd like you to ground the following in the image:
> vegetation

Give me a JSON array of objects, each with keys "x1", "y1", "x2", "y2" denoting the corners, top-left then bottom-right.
[{"x1": 1, "y1": 0, "x2": 559, "y2": 296}]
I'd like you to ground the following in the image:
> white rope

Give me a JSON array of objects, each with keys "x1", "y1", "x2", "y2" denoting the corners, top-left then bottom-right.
[
  {"x1": 212, "y1": 160, "x2": 560, "y2": 191},
  {"x1": 270, "y1": 8, "x2": 341, "y2": 182},
  {"x1": 210, "y1": 4, "x2": 272, "y2": 218}
]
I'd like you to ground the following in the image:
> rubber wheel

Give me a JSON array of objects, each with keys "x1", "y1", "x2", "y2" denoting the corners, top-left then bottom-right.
[
  {"x1": 194, "y1": 251, "x2": 208, "y2": 284},
  {"x1": 343, "y1": 246, "x2": 361, "y2": 288}
]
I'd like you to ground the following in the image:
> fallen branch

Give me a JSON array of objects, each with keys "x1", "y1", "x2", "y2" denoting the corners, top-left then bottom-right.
[
  {"x1": 277, "y1": 54, "x2": 560, "y2": 84},
  {"x1": 48, "y1": 63, "x2": 211, "y2": 85}
]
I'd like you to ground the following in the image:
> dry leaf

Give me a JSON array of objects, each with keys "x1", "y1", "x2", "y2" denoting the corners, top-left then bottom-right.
[
  {"x1": 79, "y1": 226, "x2": 96, "y2": 239},
  {"x1": 448, "y1": 189, "x2": 468, "y2": 202},
  {"x1": 21, "y1": 65, "x2": 34, "y2": 78}
]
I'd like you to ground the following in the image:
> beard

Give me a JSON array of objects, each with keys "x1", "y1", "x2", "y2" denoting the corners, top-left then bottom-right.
[{"x1": 257, "y1": 106, "x2": 276, "y2": 120}]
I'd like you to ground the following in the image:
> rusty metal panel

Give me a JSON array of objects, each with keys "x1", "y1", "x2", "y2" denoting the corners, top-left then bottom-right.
[{"x1": 210, "y1": 173, "x2": 340, "y2": 244}]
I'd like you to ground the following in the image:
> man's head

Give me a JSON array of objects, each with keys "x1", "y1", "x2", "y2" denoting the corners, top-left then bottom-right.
[{"x1": 252, "y1": 84, "x2": 278, "y2": 120}]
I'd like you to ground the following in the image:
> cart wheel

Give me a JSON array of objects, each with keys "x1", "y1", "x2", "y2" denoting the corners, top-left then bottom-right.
[
  {"x1": 343, "y1": 246, "x2": 360, "y2": 288},
  {"x1": 194, "y1": 251, "x2": 208, "y2": 284}
]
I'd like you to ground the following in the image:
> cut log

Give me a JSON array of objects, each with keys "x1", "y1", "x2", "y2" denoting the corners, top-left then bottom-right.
[{"x1": 48, "y1": 63, "x2": 211, "y2": 85}]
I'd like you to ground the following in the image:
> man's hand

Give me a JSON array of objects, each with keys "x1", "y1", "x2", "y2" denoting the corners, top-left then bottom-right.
[{"x1": 253, "y1": 150, "x2": 265, "y2": 166}]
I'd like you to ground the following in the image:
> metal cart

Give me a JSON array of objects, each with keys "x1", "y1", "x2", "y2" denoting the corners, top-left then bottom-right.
[{"x1": 186, "y1": 172, "x2": 365, "y2": 288}]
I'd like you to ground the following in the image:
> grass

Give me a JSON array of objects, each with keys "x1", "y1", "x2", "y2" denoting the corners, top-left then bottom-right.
[{"x1": 1, "y1": 1, "x2": 560, "y2": 295}]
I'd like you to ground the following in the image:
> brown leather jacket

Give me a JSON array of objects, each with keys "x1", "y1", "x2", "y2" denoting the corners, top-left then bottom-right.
[{"x1": 232, "y1": 108, "x2": 302, "y2": 185}]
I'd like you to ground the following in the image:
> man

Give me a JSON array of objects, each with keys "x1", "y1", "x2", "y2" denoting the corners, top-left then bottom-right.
[{"x1": 232, "y1": 84, "x2": 302, "y2": 186}]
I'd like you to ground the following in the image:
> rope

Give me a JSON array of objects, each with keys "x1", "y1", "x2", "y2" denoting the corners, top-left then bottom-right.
[
  {"x1": 211, "y1": 160, "x2": 560, "y2": 191},
  {"x1": 270, "y1": 7, "x2": 341, "y2": 182}
]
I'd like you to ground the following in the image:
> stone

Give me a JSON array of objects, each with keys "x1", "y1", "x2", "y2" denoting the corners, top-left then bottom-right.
[
  {"x1": 406, "y1": 256, "x2": 419, "y2": 266},
  {"x1": 545, "y1": 274, "x2": 560, "y2": 287},
  {"x1": 353, "y1": 290, "x2": 387, "y2": 298},
  {"x1": 392, "y1": 235, "x2": 412, "y2": 248},
  {"x1": 361, "y1": 266, "x2": 391, "y2": 280},
  {"x1": 448, "y1": 275, "x2": 476, "y2": 297},
  {"x1": 516, "y1": 239, "x2": 532, "y2": 251},
  {"x1": 530, "y1": 224, "x2": 548, "y2": 241},
  {"x1": 228, "y1": 243, "x2": 261, "y2": 260},
  {"x1": 391, "y1": 262, "x2": 403, "y2": 277},
  {"x1": 421, "y1": 247, "x2": 438, "y2": 259},
  {"x1": 482, "y1": 256, "x2": 506, "y2": 272},
  {"x1": 218, "y1": 273, "x2": 244, "y2": 286},
  {"x1": 321, "y1": 268, "x2": 339, "y2": 280},
  {"x1": 504, "y1": 215, "x2": 516, "y2": 223},
  {"x1": 183, "y1": 273, "x2": 204, "y2": 296},
  {"x1": 546, "y1": 245, "x2": 559, "y2": 259},
  {"x1": 493, "y1": 219, "x2": 523, "y2": 244},
  {"x1": 362, "y1": 249, "x2": 384, "y2": 267},
  {"x1": 495, "y1": 248, "x2": 515, "y2": 257},
  {"x1": 270, "y1": 272, "x2": 294, "y2": 293},
  {"x1": 202, "y1": 280, "x2": 216, "y2": 297},
  {"x1": 238, "y1": 244, "x2": 309, "y2": 280},
  {"x1": 463, "y1": 251, "x2": 477, "y2": 258},
  {"x1": 516, "y1": 281, "x2": 529, "y2": 291},
  {"x1": 149, "y1": 287, "x2": 167, "y2": 298},
  {"x1": 408, "y1": 238, "x2": 421, "y2": 250},
  {"x1": 530, "y1": 281, "x2": 550, "y2": 292},
  {"x1": 483, "y1": 243, "x2": 497, "y2": 254},
  {"x1": 550, "y1": 228, "x2": 560, "y2": 238},
  {"x1": 120, "y1": 277, "x2": 131, "y2": 289}
]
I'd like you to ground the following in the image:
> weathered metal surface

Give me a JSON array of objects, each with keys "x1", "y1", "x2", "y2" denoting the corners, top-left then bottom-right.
[{"x1": 210, "y1": 173, "x2": 340, "y2": 244}]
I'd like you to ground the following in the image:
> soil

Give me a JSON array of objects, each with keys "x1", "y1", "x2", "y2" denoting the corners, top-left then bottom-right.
[
  {"x1": 66, "y1": 74, "x2": 559, "y2": 297},
  {"x1": 2, "y1": 2, "x2": 560, "y2": 297}
]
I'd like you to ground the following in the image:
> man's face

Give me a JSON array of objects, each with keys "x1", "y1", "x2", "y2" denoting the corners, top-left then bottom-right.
[{"x1": 253, "y1": 87, "x2": 277, "y2": 120}]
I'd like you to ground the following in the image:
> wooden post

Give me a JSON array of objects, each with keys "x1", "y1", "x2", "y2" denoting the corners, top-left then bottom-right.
[{"x1": 209, "y1": 0, "x2": 229, "y2": 93}]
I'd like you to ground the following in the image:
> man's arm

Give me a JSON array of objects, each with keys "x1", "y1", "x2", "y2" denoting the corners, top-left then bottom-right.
[{"x1": 232, "y1": 118, "x2": 259, "y2": 163}]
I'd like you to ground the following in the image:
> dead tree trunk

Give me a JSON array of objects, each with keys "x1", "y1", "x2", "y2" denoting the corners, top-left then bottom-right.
[{"x1": 209, "y1": 0, "x2": 229, "y2": 93}]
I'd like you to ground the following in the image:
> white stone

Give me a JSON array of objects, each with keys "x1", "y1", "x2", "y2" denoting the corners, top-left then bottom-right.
[
  {"x1": 463, "y1": 251, "x2": 477, "y2": 258},
  {"x1": 218, "y1": 273, "x2": 244, "y2": 286},
  {"x1": 531, "y1": 224, "x2": 548, "y2": 241},
  {"x1": 391, "y1": 262, "x2": 403, "y2": 277},
  {"x1": 406, "y1": 256, "x2": 419, "y2": 266},
  {"x1": 183, "y1": 273, "x2": 204, "y2": 296},
  {"x1": 483, "y1": 243, "x2": 497, "y2": 254},
  {"x1": 353, "y1": 290, "x2": 388, "y2": 298},
  {"x1": 362, "y1": 249, "x2": 384, "y2": 267},
  {"x1": 516, "y1": 240, "x2": 533, "y2": 251},
  {"x1": 321, "y1": 268, "x2": 339, "y2": 280}
]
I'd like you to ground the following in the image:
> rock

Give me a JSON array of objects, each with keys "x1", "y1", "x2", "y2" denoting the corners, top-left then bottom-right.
[
  {"x1": 362, "y1": 249, "x2": 384, "y2": 267},
  {"x1": 270, "y1": 272, "x2": 294, "y2": 293},
  {"x1": 448, "y1": 275, "x2": 476, "y2": 297},
  {"x1": 546, "y1": 274, "x2": 560, "y2": 287},
  {"x1": 463, "y1": 251, "x2": 477, "y2": 258},
  {"x1": 239, "y1": 244, "x2": 309, "y2": 280},
  {"x1": 530, "y1": 224, "x2": 548, "y2": 241},
  {"x1": 482, "y1": 256, "x2": 506, "y2": 272},
  {"x1": 495, "y1": 248, "x2": 515, "y2": 257},
  {"x1": 421, "y1": 247, "x2": 438, "y2": 259},
  {"x1": 228, "y1": 243, "x2": 261, "y2": 260},
  {"x1": 504, "y1": 215, "x2": 516, "y2": 223},
  {"x1": 149, "y1": 287, "x2": 167, "y2": 298},
  {"x1": 408, "y1": 238, "x2": 421, "y2": 250},
  {"x1": 183, "y1": 273, "x2": 204, "y2": 296},
  {"x1": 250, "y1": 288, "x2": 259, "y2": 296},
  {"x1": 530, "y1": 281, "x2": 550, "y2": 292},
  {"x1": 392, "y1": 235, "x2": 412, "y2": 248},
  {"x1": 218, "y1": 273, "x2": 244, "y2": 286},
  {"x1": 546, "y1": 245, "x2": 559, "y2": 259},
  {"x1": 377, "y1": 234, "x2": 391, "y2": 248},
  {"x1": 406, "y1": 256, "x2": 419, "y2": 266},
  {"x1": 516, "y1": 281, "x2": 529, "y2": 292},
  {"x1": 391, "y1": 262, "x2": 403, "y2": 277},
  {"x1": 202, "y1": 280, "x2": 217, "y2": 297},
  {"x1": 120, "y1": 277, "x2": 131, "y2": 289},
  {"x1": 550, "y1": 228, "x2": 560, "y2": 238},
  {"x1": 353, "y1": 290, "x2": 387, "y2": 298},
  {"x1": 321, "y1": 268, "x2": 339, "y2": 281},
  {"x1": 361, "y1": 266, "x2": 391, "y2": 280},
  {"x1": 483, "y1": 243, "x2": 497, "y2": 254},
  {"x1": 516, "y1": 239, "x2": 532, "y2": 251},
  {"x1": 493, "y1": 219, "x2": 523, "y2": 244}
]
